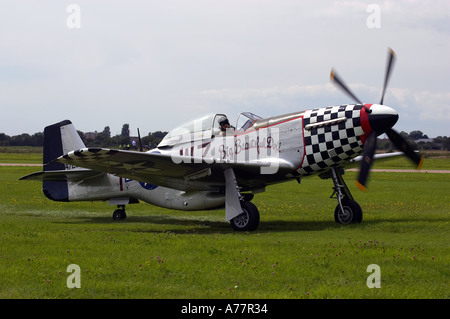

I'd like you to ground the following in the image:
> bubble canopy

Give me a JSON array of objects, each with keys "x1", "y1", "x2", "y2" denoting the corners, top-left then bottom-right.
[{"x1": 158, "y1": 112, "x2": 262, "y2": 147}]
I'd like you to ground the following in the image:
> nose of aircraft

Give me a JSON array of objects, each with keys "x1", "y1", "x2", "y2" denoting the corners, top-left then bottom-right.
[{"x1": 368, "y1": 104, "x2": 399, "y2": 135}]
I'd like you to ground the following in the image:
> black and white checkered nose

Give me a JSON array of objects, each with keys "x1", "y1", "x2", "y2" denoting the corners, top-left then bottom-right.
[{"x1": 368, "y1": 104, "x2": 399, "y2": 135}]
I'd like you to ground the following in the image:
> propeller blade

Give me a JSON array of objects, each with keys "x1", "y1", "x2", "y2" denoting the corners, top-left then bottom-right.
[
  {"x1": 386, "y1": 128, "x2": 424, "y2": 169},
  {"x1": 380, "y1": 48, "x2": 396, "y2": 105},
  {"x1": 330, "y1": 69, "x2": 363, "y2": 105},
  {"x1": 137, "y1": 128, "x2": 143, "y2": 152},
  {"x1": 356, "y1": 131, "x2": 378, "y2": 191}
]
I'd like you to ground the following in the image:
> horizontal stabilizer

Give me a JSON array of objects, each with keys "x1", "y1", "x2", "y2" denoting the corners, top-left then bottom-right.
[{"x1": 20, "y1": 169, "x2": 102, "y2": 182}]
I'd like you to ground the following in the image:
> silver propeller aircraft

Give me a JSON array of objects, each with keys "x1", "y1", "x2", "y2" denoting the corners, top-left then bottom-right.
[{"x1": 21, "y1": 49, "x2": 423, "y2": 231}]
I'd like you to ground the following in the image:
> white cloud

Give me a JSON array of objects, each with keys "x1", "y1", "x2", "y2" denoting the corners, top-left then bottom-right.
[
  {"x1": 390, "y1": 88, "x2": 450, "y2": 120},
  {"x1": 0, "y1": 0, "x2": 448, "y2": 138},
  {"x1": 197, "y1": 82, "x2": 450, "y2": 137}
]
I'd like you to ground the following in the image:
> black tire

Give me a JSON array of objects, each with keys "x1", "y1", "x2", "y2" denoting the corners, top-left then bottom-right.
[
  {"x1": 230, "y1": 201, "x2": 260, "y2": 231},
  {"x1": 334, "y1": 200, "x2": 362, "y2": 224},
  {"x1": 113, "y1": 209, "x2": 126, "y2": 220}
]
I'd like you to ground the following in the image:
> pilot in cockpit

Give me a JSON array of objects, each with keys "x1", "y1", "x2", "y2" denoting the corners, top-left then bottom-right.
[{"x1": 218, "y1": 117, "x2": 235, "y2": 136}]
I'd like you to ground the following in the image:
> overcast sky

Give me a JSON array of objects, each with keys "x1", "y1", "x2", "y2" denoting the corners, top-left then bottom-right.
[{"x1": 1, "y1": 0, "x2": 449, "y2": 138}]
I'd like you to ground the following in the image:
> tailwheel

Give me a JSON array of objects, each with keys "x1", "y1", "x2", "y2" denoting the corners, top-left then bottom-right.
[
  {"x1": 113, "y1": 206, "x2": 126, "y2": 220},
  {"x1": 230, "y1": 201, "x2": 260, "y2": 231},
  {"x1": 334, "y1": 200, "x2": 362, "y2": 224}
]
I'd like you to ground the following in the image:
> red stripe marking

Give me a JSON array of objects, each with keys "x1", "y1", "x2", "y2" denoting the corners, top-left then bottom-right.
[
  {"x1": 360, "y1": 104, "x2": 372, "y2": 144},
  {"x1": 295, "y1": 115, "x2": 306, "y2": 171}
]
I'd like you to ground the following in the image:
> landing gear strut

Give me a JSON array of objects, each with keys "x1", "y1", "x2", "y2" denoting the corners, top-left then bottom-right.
[
  {"x1": 113, "y1": 205, "x2": 127, "y2": 220},
  {"x1": 223, "y1": 167, "x2": 260, "y2": 231},
  {"x1": 330, "y1": 167, "x2": 362, "y2": 224}
]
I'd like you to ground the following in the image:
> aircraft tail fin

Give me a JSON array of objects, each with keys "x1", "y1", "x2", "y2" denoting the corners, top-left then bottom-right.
[
  {"x1": 43, "y1": 120, "x2": 85, "y2": 170},
  {"x1": 43, "y1": 120, "x2": 86, "y2": 201}
]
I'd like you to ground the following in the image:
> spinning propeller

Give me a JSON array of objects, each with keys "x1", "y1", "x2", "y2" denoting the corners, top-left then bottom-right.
[
  {"x1": 137, "y1": 128, "x2": 144, "y2": 152},
  {"x1": 331, "y1": 48, "x2": 424, "y2": 191}
]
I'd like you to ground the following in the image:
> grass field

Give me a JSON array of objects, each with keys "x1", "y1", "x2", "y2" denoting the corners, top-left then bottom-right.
[{"x1": 0, "y1": 152, "x2": 448, "y2": 299}]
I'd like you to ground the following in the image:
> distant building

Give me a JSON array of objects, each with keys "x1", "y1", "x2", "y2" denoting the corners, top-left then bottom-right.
[
  {"x1": 130, "y1": 136, "x2": 140, "y2": 146},
  {"x1": 415, "y1": 138, "x2": 433, "y2": 143},
  {"x1": 85, "y1": 131, "x2": 99, "y2": 140}
]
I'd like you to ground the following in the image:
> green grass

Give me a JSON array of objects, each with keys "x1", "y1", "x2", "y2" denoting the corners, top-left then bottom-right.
[
  {"x1": 0, "y1": 154, "x2": 448, "y2": 299},
  {"x1": 373, "y1": 152, "x2": 450, "y2": 170},
  {"x1": 0, "y1": 150, "x2": 42, "y2": 164}
]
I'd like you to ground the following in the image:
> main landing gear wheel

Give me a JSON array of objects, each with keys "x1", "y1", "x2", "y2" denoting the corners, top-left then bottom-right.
[
  {"x1": 113, "y1": 208, "x2": 126, "y2": 220},
  {"x1": 329, "y1": 167, "x2": 363, "y2": 225},
  {"x1": 334, "y1": 200, "x2": 362, "y2": 224},
  {"x1": 230, "y1": 201, "x2": 260, "y2": 231}
]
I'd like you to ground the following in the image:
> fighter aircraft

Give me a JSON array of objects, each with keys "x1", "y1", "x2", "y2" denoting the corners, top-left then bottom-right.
[{"x1": 21, "y1": 49, "x2": 423, "y2": 231}]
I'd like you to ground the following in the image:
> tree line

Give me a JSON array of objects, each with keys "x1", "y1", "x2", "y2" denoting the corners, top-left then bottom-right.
[
  {"x1": 377, "y1": 130, "x2": 450, "y2": 152},
  {"x1": 77, "y1": 124, "x2": 168, "y2": 150},
  {"x1": 0, "y1": 126, "x2": 449, "y2": 151},
  {"x1": 0, "y1": 124, "x2": 168, "y2": 150}
]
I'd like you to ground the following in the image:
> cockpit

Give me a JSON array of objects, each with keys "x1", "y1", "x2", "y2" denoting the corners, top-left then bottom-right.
[
  {"x1": 236, "y1": 112, "x2": 262, "y2": 131},
  {"x1": 158, "y1": 112, "x2": 263, "y2": 147}
]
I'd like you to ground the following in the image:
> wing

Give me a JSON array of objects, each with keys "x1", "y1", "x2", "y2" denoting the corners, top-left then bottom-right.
[
  {"x1": 55, "y1": 148, "x2": 223, "y2": 191},
  {"x1": 345, "y1": 151, "x2": 409, "y2": 168},
  {"x1": 55, "y1": 147, "x2": 290, "y2": 192}
]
